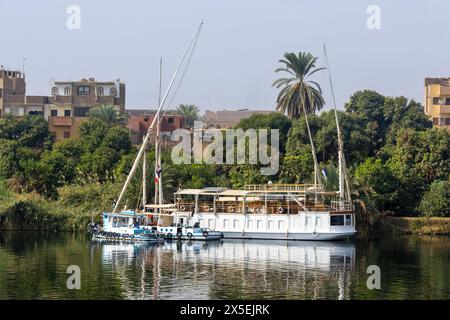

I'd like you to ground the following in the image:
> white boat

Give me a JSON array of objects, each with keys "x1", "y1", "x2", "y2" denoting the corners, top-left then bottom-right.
[
  {"x1": 141, "y1": 204, "x2": 223, "y2": 241},
  {"x1": 172, "y1": 185, "x2": 356, "y2": 241},
  {"x1": 92, "y1": 211, "x2": 165, "y2": 242}
]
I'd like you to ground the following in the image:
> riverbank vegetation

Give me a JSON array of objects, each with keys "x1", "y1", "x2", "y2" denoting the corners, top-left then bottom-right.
[{"x1": 0, "y1": 52, "x2": 449, "y2": 234}]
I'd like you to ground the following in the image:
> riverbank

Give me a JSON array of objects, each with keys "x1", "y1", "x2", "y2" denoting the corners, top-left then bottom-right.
[
  {"x1": 382, "y1": 216, "x2": 450, "y2": 236},
  {"x1": 0, "y1": 183, "x2": 120, "y2": 232}
]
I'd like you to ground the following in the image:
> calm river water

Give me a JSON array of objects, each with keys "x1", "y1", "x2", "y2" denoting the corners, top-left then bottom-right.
[{"x1": 0, "y1": 232, "x2": 448, "y2": 300}]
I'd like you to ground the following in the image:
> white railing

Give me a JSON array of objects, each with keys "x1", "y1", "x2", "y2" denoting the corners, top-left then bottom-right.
[
  {"x1": 330, "y1": 200, "x2": 355, "y2": 212},
  {"x1": 244, "y1": 184, "x2": 315, "y2": 192}
]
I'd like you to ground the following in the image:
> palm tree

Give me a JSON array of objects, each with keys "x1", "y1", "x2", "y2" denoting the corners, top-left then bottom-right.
[
  {"x1": 273, "y1": 52, "x2": 325, "y2": 118},
  {"x1": 88, "y1": 105, "x2": 125, "y2": 125},
  {"x1": 273, "y1": 52, "x2": 326, "y2": 191},
  {"x1": 176, "y1": 104, "x2": 200, "y2": 129}
]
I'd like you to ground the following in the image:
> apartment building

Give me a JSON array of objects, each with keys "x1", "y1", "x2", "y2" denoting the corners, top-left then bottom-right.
[
  {"x1": 424, "y1": 78, "x2": 450, "y2": 130},
  {"x1": 0, "y1": 67, "x2": 49, "y2": 117},
  {"x1": 203, "y1": 109, "x2": 273, "y2": 128},
  {"x1": 126, "y1": 109, "x2": 185, "y2": 145},
  {"x1": 48, "y1": 78, "x2": 126, "y2": 140}
]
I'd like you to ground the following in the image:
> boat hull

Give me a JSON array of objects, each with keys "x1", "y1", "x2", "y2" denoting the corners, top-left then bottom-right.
[
  {"x1": 92, "y1": 233, "x2": 165, "y2": 242},
  {"x1": 221, "y1": 231, "x2": 355, "y2": 241},
  {"x1": 192, "y1": 212, "x2": 357, "y2": 241},
  {"x1": 165, "y1": 233, "x2": 222, "y2": 241}
]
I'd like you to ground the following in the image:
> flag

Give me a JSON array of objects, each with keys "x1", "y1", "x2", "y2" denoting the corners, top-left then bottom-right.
[
  {"x1": 154, "y1": 166, "x2": 162, "y2": 184},
  {"x1": 321, "y1": 167, "x2": 327, "y2": 180}
]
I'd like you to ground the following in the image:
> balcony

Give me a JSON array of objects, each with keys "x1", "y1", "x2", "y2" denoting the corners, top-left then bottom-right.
[
  {"x1": 49, "y1": 116, "x2": 73, "y2": 126},
  {"x1": 435, "y1": 105, "x2": 450, "y2": 114},
  {"x1": 439, "y1": 86, "x2": 450, "y2": 96}
]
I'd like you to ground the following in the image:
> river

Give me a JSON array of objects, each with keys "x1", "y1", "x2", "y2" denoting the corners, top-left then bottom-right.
[{"x1": 0, "y1": 232, "x2": 448, "y2": 299}]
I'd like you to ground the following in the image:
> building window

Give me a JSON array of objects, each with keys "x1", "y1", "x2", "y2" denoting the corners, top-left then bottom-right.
[
  {"x1": 110, "y1": 87, "x2": 117, "y2": 97},
  {"x1": 330, "y1": 215, "x2": 345, "y2": 226},
  {"x1": 446, "y1": 98, "x2": 450, "y2": 105},
  {"x1": 51, "y1": 87, "x2": 59, "y2": 96},
  {"x1": 64, "y1": 110, "x2": 71, "y2": 117},
  {"x1": 97, "y1": 87, "x2": 104, "y2": 96},
  {"x1": 0, "y1": 89, "x2": 2, "y2": 98},
  {"x1": 433, "y1": 118, "x2": 439, "y2": 125},
  {"x1": 63, "y1": 131, "x2": 70, "y2": 139},
  {"x1": 50, "y1": 110, "x2": 58, "y2": 117},
  {"x1": 77, "y1": 86, "x2": 90, "y2": 96},
  {"x1": 64, "y1": 87, "x2": 71, "y2": 96},
  {"x1": 445, "y1": 118, "x2": 450, "y2": 125},
  {"x1": 168, "y1": 117, "x2": 174, "y2": 124},
  {"x1": 74, "y1": 107, "x2": 90, "y2": 117}
]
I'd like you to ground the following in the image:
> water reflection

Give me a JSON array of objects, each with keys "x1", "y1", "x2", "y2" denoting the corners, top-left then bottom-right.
[
  {"x1": 92, "y1": 239, "x2": 356, "y2": 300},
  {"x1": 1, "y1": 233, "x2": 447, "y2": 300}
]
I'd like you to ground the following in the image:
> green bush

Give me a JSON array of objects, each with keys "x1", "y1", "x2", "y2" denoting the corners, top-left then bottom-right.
[{"x1": 419, "y1": 180, "x2": 450, "y2": 217}]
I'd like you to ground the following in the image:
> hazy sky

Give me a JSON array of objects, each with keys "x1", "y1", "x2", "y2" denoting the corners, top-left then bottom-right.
[{"x1": 1, "y1": 0, "x2": 449, "y2": 113}]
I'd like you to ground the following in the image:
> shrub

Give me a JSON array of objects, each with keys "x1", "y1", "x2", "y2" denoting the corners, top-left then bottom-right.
[{"x1": 419, "y1": 180, "x2": 450, "y2": 217}]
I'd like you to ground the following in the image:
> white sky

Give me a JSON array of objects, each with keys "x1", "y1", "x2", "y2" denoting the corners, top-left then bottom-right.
[{"x1": 1, "y1": 0, "x2": 449, "y2": 113}]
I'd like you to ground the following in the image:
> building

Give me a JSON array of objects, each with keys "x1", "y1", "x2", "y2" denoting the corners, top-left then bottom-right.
[
  {"x1": 0, "y1": 67, "x2": 50, "y2": 118},
  {"x1": 203, "y1": 109, "x2": 274, "y2": 128},
  {"x1": 48, "y1": 78, "x2": 126, "y2": 140},
  {"x1": 126, "y1": 109, "x2": 185, "y2": 145},
  {"x1": 424, "y1": 78, "x2": 450, "y2": 130}
]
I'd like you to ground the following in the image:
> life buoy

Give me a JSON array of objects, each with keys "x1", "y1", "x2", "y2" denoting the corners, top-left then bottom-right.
[
  {"x1": 180, "y1": 205, "x2": 186, "y2": 211},
  {"x1": 203, "y1": 231, "x2": 209, "y2": 238},
  {"x1": 177, "y1": 231, "x2": 183, "y2": 239},
  {"x1": 113, "y1": 218, "x2": 118, "y2": 223},
  {"x1": 187, "y1": 232, "x2": 193, "y2": 239},
  {"x1": 167, "y1": 232, "x2": 173, "y2": 239},
  {"x1": 312, "y1": 231, "x2": 319, "y2": 238},
  {"x1": 277, "y1": 207, "x2": 284, "y2": 214}
]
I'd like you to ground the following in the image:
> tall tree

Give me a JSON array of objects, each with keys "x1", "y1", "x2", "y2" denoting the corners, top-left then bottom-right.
[
  {"x1": 273, "y1": 52, "x2": 326, "y2": 188},
  {"x1": 176, "y1": 104, "x2": 200, "y2": 128},
  {"x1": 273, "y1": 52, "x2": 325, "y2": 118}
]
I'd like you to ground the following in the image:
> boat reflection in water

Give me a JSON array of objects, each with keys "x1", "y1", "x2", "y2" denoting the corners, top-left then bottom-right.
[{"x1": 92, "y1": 239, "x2": 356, "y2": 300}]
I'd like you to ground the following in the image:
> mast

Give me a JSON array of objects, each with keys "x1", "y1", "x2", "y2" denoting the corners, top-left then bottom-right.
[
  {"x1": 142, "y1": 137, "x2": 146, "y2": 208},
  {"x1": 155, "y1": 57, "x2": 162, "y2": 214},
  {"x1": 113, "y1": 21, "x2": 203, "y2": 213},
  {"x1": 323, "y1": 44, "x2": 351, "y2": 207}
]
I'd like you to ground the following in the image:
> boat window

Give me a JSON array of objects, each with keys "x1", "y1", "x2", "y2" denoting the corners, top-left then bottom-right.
[
  {"x1": 345, "y1": 215, "x2": 352, "y2": 226},
  {"x1": 233, "y1": 219, "x2": 239, "y2": 228},
  {"x1": 316, "y1": 216, "x2": 322, "y2": 226},
  {"x1": 305, "y1": 216, "x2": 311, "y2": 226},
  {"x1": 247, "y1": 220, "x2": 253, "y2": 229},
  {"x1": 330, "y1": 215, "x2": 345, "y2": 226},
  {"x1": 278, "y1": 221, "x2": 284, "y2": 230},
  {"x1": 257, "y1": 220, "x2": 263, "y2": 229},
  {"x1": 208, "y1": 219, "x2": 214, "y2": 228},
  {"x1": 268, "y1": 220, "x2": 274, "y2": 230},
  {"x1": 223, "y1": 219, "x2": 229, "y2": 229}
]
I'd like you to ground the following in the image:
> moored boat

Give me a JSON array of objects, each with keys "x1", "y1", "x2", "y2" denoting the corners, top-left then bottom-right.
[
  {"x1": 92, "y1": 211, "x2": 165, "y2": 242},
  {"x1": 172, "y1": 184, "x2": 356, "y2": 241}
]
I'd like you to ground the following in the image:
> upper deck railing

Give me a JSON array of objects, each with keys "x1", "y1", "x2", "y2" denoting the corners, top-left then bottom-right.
[
  {"x1": 330, "y1": 200, "x2": 355, "y2": 212},
  {"x1": 244, "y1": 184, "x2": 316, "y2": 193}
]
